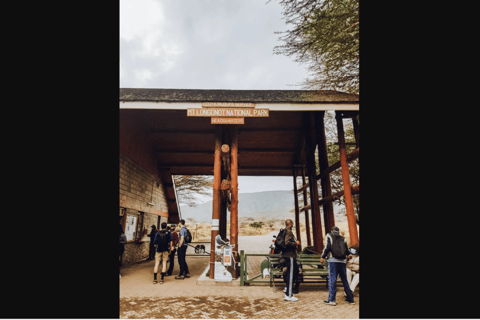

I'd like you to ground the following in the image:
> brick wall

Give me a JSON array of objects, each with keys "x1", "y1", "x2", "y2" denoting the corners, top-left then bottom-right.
[{"x1": 120, "y1": 153, "x2": 170, "y2": 265}]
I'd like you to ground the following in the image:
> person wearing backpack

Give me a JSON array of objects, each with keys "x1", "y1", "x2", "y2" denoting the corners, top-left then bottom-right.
[
  {"x1": 153, "y1": 222, "x2": 172, "y2": 284},
  {"x1": 320, "y1": 226, "x2": 355, "y2": 306},
  {"x1": 119, "y1": 224, "x2": 127, "y2": 279},
  {"x1": 175, "y1": 219, "x2": 191, "y2": 280},
  {"x1": 280, "y1": 219, "x2": 301, "y2": 302},
  {"x1": 166, "y1": 225, "x2": 178, "y2": 276}
]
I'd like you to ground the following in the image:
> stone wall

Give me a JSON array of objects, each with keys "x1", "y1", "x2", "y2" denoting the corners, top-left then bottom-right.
[{"x1": 120, "y1": 153, "x2": 170, "y2": 265}]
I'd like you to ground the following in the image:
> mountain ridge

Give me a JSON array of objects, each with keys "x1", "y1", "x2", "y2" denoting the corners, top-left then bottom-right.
[{"x1": 179, "y1": 190, "x2": 346, "y2": 223}]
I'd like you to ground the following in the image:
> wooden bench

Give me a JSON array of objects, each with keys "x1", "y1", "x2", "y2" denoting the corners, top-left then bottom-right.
[{"x1": 267, "y1": 254, "x2": 329, "y2": 291}]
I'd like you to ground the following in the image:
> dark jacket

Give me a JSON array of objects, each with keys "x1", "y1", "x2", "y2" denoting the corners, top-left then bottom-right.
[
  {"x1": 147, "y1": 227, "x2": 156, "y2": 243},
  {"x1": 321, "y1": 230, "x2": 350, "y2": 260},
  {"x1": 282, "y1": 228, "x2": 298, "y2": 258}
]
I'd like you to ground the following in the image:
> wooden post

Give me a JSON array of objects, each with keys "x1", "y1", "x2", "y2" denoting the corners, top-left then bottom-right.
[
  {"x1": 209, "y1": 125, "x2": 222, "y2": 279},
  {"x1": 304, "y1": 112, "x2": 324, "y2": 254},
  {"x1": 315, "y1": 111, "x2": 336, "y2": 235},
  {"x1": 301, "y1": 165, "x2": 312, "y2": 247},
  {"x1": 230, "y1": 126, "x2": 239, "y2": 278},
  {"x1": 335, "y1": 111, "x2": 359, "y2": 246},
  {"x1": 352, "y1": 115, "x2": 359, "y2": 149},
  {"x1": 292, "y1": 167, "x2": 302, "y2": 252}
]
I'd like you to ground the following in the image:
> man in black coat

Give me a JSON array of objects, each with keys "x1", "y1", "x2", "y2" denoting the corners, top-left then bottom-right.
[{"x1": 147, "y1": 224, "x2": 157, "y2": 260}]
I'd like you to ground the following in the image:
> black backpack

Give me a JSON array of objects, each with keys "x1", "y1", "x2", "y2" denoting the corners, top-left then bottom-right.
[
  {"x1": 274, "y1": 228, "x2": 288, "y2": 251},
  {"x1": 185, "y1": 228, "x2": 192, "y2": 244},
  {"x1": 330, "y1": 233, "x2": 348, "y2": 259},
  {"x1": 155, "y1": 230, "x2": 170, "y2": 252}
]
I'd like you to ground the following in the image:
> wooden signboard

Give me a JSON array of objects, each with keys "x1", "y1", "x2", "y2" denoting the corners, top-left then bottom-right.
[
  {"x1": 211, "y1": 117, "x2": 244, "y2": 124},
  {"x1": 188, "y1": 102, "x2": 268, "y2": 125},
  {"x1": 187, "y1": 108, "x2": 269, "y2": 117}
]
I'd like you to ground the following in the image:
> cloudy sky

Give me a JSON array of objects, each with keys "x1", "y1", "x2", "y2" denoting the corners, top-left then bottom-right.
[{"x1": 120, "y1": 0, "x2": 313, "y2": 198}]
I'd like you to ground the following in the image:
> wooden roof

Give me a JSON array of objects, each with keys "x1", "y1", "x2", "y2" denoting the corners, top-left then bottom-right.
[{"x1": 120, "y1": 88, "x2": 359, "y2": 103}]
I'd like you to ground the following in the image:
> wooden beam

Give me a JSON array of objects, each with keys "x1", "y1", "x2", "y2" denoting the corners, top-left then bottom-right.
[
  {"x1": 336, "y1": 111, "x2": 359, "y2": 246},
  {"x1": 238, "y1": 148, "x2": 297, "y2": 153},
  {"x1": 315, "y1": 111, "x2": 335, "y2": 235},
  {"x1": 238, "y1": 129, "x2": 300, "y2": 134},
  {"x1": 149, "y1": 130, "x2": 215, "y2": 135},
  {"x1": 297, "y1": 183, "x2": 308, "y2": 193},
  {"x1": 156, "y1": 151, "x2": 214, "y2": 156},
  {"x1": 316, "y1": 148, "x2": 359, "y2": 181},
  {"x1": 318, "y1": 185, "x2": 359, "y2": 206},
  {"x1": 299, "y1": 185, "x2": 359, "y2": 210},
  {"x1": 301, "y1": 165, "x2": 311, "y2": 247},
  {"x1": 304, "y1": 111, "x2": 323, "y2": 253},
  {"x1": 230, "y1": 126, "x2": 239, "y2": 279},
  {"x1": 209, "y1": 125, "x2": 222, "y2": 279},
  {"x1": 292, "y1": 167, "x2": 302, "y2": 252}
]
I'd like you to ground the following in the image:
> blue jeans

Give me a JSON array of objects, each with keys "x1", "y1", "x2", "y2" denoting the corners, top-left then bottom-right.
[{"x1": 328, "y1": 261, "x2": 354, "y2": 302}]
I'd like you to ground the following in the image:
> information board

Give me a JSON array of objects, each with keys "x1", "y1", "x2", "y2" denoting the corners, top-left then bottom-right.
[{"x1": 125, "y1": 215, "x2": 137, "y2": 241}]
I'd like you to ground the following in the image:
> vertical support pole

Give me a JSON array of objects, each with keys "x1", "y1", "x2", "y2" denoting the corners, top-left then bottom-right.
[
  {"x1": 335, "y1": 111, "x2": 359, "y2": 246},
  {"x1": 301, "y1": 165, "x2": 312, "y2": 247},
  {"x1": 352, "y1": 114, "x2": 360, "y2": 149},
  {"x1": 209, "y1": 125, "x2": 222, "y2": 279},
  {"x1": 230, "y1": 126, "x2": 239, "y2": 278},
  {"x1": 219, "y1": 190, "x2": 227, "y2": 240},
  {"x1": 315, "y1": 111, "x2": 336, "y2": 235},
  {"x1": 304, "y1": 112, "x2": 324, "y2": 254},
  {"x1": 292, "y1": 167, "x2": 302, "y2": 252}
]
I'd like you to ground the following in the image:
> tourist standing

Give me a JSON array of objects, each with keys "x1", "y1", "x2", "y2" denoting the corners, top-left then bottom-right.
[
  {"x1": 147, "y1": 224, "x2": 157, "y2": 260},
  {"x1": 153, "y1": 222, "x2": 172, "y2": 284},
  {"x1": 166, "y1": 225, "x2": 178, "y2": 276},
  {"x1": 119, "y1": 224, "x2": 127, "y2": 279},
  {"x1": 283, "y1": 219, "x2": 301, "y2": 302},
  {"x1": 320, "y1": 226, "x2": 355, "y2": 306},
  {"x1": 175, "y1": 220, "x2": 190, "y2": 279}
]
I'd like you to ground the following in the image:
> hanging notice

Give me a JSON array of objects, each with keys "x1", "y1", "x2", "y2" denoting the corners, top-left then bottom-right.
[{"x1": 125, "y1": 215, "x2": 137, "y2": 241}]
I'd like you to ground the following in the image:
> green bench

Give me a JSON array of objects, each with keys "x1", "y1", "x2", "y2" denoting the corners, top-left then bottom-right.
[{"x1": 267, "y1": 254, "x2": 329, "y2": 292}]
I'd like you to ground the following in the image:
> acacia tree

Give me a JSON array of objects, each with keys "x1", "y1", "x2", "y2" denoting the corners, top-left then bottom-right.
[
  {"x1": 271, "y1": 0, "x2": 359, "y2": 94},
  {"x1": 173, "y1": 175, "x2": 213, "y2": 207}
]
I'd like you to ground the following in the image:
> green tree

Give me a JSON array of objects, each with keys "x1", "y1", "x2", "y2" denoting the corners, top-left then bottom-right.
[
  {"x1": 173, "y1": 175, "x2": 213, "y2": 207},
  {"x1": 271, "y1": 0, "x2": 359, "y2": 94}
]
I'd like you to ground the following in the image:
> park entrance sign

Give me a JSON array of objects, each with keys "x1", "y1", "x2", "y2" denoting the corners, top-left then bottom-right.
[
  {"x1": 120, "y1": 88, "x2": 360, "y2": 281},
  {"x1": 187, "y1": 102, "x2": 269, "y2": 125}
]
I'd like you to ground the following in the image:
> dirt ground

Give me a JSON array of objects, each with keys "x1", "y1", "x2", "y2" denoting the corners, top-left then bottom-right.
[{"x1": 120, "y1": 233, "x2": 359, "y2": 319}]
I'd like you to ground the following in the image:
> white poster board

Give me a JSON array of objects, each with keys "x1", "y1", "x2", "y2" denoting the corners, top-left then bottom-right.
[{"x1": 125, "y1": 215, "x2": 137, "y2": 241}]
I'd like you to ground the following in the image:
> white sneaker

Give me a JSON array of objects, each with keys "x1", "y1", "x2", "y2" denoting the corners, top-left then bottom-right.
[
  {"x1": 284, "y1": 295, "x2": 298, "y2": 302},
  {"x1": 283, "y1": 287, "x2": 287, "y2": 293},
  {"x1": 119, "y1": 274, "x2": 121, "y2": 279}
]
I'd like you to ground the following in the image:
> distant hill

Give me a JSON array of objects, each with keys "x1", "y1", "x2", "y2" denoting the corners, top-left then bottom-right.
[{"x1": 179, "y1": 190, "x2": 346, "y2": 223}]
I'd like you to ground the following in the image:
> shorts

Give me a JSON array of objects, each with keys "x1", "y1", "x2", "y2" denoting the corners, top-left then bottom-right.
[{"x1": 155, "y1": 251, "x2": 169, "y2": 263}]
